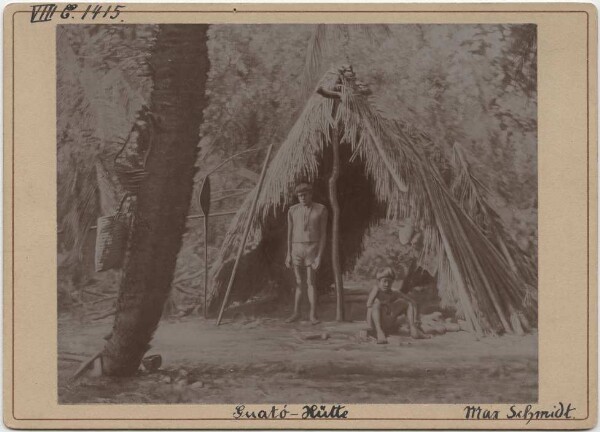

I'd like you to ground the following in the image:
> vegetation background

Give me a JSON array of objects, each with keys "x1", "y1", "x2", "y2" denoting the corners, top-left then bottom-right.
[{"x1": 57, "y1": 24, "x2": 537, "y2": 318}]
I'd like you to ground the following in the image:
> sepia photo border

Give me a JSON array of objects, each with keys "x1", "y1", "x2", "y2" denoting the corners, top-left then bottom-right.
[{"x1": 3, "y1": 3, "x2": 597, "y2": 429}]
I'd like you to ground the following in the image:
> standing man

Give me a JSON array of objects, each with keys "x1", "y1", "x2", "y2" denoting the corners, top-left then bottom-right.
[{"x1": 285, "y1": 182, "x2": 328, "y2": 324}]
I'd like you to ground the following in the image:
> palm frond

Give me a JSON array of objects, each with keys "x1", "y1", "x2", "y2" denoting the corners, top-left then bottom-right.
[
  {"x1": 209, "y1": 67, "x2": 536, "y2": 335},
  {"x1": 302, "y1": 24, "x2": 392, "y2": 94},
  {"x1": 451, "y1": 143, "x2": 538, "y2": 310},
  {"x1": 302, "y1": 24, "x2": 329, "y2": 94}
]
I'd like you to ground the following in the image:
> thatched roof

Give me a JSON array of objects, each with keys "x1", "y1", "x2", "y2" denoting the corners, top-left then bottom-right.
[{"x1": 207, "y1": 66, "x2": 536, "y2": 336}]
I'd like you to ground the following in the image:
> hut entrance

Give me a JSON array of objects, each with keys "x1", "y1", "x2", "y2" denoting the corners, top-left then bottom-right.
[{"x1": 208, "y1": 66, "x2": 537, "y2": 337}]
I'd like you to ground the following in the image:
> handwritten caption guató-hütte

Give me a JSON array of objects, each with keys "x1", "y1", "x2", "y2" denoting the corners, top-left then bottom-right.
[
  {"x1": 233, "y1": 404, "x2": 349, "y2": 420},
  {"x1": 464, "y1": 402, "x2": 576, "y2": 424}
]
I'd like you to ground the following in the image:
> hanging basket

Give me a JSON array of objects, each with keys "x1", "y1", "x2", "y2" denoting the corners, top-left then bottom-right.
[{"x1": 95, "y1": 214, "x2": 129, "y2": 272}]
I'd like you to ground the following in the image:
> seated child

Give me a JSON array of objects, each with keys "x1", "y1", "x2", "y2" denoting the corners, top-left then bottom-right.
[{"x1": 366, "y1": 267, "x2": 428, "y2": 344}]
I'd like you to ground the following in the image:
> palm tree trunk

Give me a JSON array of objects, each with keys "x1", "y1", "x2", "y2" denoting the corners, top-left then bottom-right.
[
  {"x1": 328, "y1": 121, "x2": 345, "y2": 322},
  {"x1": 101, "y1": 25, "x2": 210, "y2": 376}
]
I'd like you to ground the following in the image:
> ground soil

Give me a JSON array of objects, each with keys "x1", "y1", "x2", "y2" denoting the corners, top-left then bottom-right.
[{"x1": 58, "y1": 314, "x2": 537, "y2": 404}]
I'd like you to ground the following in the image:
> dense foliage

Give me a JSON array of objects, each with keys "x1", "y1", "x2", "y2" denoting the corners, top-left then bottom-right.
[
  {"x1": 57, "y1": 25, "x2": 157, "y2": 309},
  {"x1": 57, "y1": 24, "x2": 537, "y2": 315}
]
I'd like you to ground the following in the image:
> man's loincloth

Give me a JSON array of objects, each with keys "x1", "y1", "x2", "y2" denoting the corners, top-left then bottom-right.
[
  {"x1": 379, "y1": 299, "x2": 409, "y2": 322},
  {"x1": 379, "y1": 302, "x2": 410, "y2": 335},
  {"x1": 291, "y1": 242, "x2": 319, "y2": 267}
]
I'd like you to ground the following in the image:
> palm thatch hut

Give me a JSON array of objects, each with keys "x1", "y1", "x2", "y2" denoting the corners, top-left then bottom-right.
[{"x1": 207, "y1": 66, "x2": 536, "y2": 336}]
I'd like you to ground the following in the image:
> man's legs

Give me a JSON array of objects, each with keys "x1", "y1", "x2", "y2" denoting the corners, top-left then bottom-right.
[
  {"x1": 306, "y1": 266, "x2": 319, "y2": 324},
  {"x1": 366, "y1": 307, "x2": 374, "y2": 330},
  {"x1": 370, "y1": 300, "x2": 388, "y2": 344},
  {"x1": 286, "y1": 265, "x2": 304, "y2": 323},
  {"x1": 406, "y1": 302, "x2": 429, "y2": 339}
]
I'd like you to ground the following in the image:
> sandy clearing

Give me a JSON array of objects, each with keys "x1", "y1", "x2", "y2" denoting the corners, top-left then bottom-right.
[{"x1": 58, "y1": 316, "x2": 537, "y2": 404}]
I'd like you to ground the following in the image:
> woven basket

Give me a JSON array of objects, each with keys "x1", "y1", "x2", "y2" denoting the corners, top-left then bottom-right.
[{"x1": 95, "y1": 214, "x2": 129, "y2": 272}]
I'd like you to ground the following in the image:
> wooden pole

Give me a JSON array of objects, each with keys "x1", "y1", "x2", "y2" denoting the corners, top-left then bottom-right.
[
  {"x1": 71, "y1": 349, "x2": 103, "y2": 380},
  {"x1": 89, "y1": 210, "x2": 238, "y2": 230},
  {"x1": 216, "y1": 144, "x2": 274, "y2": 325},
  {"x1": 187, "y1": 210, "x2": 237, "y2": 220},
  {"x1": 328, "y1": 121, "x2": 345, "y2": 322},
  {"x1": 198, "y1": 176, "x2": 211, "y2": 318},
  {"x1": 203, "y1": 215, "x2": 209, "y2": 318},
  {"x1": 316, "y1": 76, "x2": 346, "y2": 322}
]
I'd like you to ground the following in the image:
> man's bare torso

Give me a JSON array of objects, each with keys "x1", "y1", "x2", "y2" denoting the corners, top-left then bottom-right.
[{"x1": 289, "y1": 202, "x2": 327, "y2": 242}]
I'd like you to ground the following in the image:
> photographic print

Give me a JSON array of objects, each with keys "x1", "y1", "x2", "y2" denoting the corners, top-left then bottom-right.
[
  {"x1": 57, "y1": 23, "x2": 538, "y2": 404},
  {"x1": 4, "y1": 3, "x2": 595, "y2": 429}
]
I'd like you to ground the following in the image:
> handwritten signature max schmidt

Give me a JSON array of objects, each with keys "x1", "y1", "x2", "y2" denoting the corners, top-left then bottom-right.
[
  {"x1": 232, "y1": 403, "x2": 575, "y2": 422},
  {"x1": 464, "y1": 402, "x2": 576, "y2": 423},
  {"x1": 233, "y1": 404, "x2": 349, "y2": 420}
]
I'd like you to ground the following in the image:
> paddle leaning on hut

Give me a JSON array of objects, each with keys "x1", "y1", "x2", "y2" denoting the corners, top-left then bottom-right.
[{"x1": 207, "y1": 65, "x2": 537, "y2": 337}]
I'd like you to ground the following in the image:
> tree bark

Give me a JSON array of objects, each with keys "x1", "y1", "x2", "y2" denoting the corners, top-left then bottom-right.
[
  {"x1": 101, "y1": 25, "x2": 210, "y2": 376},
  {"x1": 328, "y1": 120, "x2": 345, "y2": 322}
]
